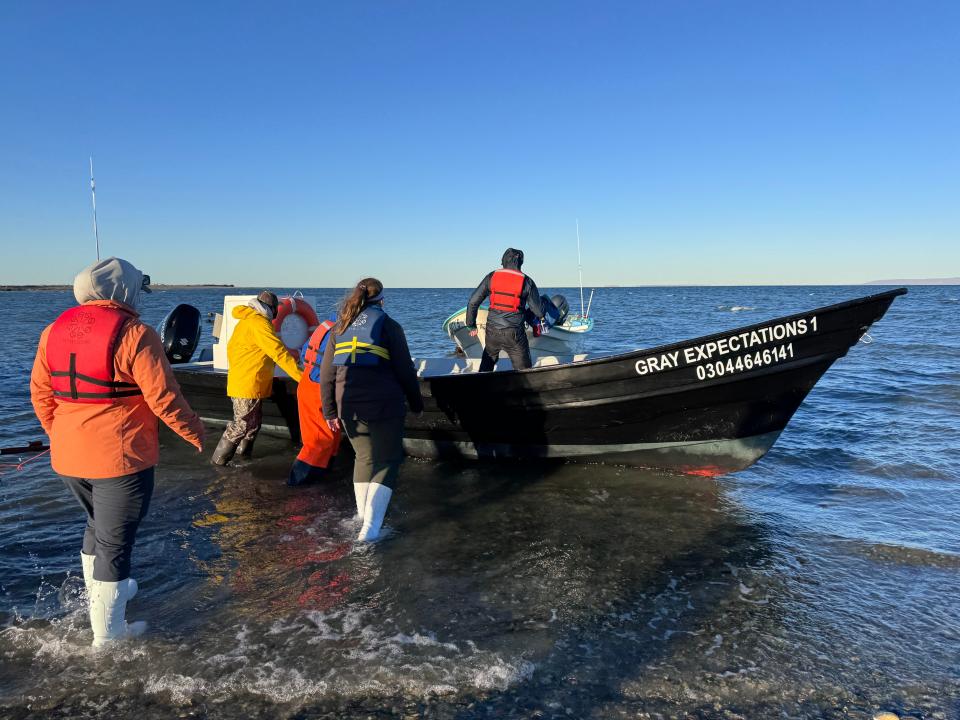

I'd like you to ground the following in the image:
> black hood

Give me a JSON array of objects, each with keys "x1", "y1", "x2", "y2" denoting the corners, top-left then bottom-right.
[{"x1": 501, "y1": 248, "x2": 524, "y2": 271}]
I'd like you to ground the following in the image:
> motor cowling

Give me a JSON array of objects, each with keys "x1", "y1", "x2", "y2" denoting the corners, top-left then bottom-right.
[
  {"x1": 159, "y1": 304, "x2": 201, "y2": 364},
  {"x1": 550, "y1": 295, "x2": 569, "y2": 325}
]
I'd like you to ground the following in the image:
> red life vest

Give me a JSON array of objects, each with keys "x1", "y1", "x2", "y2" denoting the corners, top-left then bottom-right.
[
  {"x1": 489, "y1": 269, "x2": 525, "y2": 312},
  {"x1": 46, "y1": 305, "x2": 143, "y2": 404},
  {"x1": 302, "y1": 319, "x2": 335, "y2": 371}
]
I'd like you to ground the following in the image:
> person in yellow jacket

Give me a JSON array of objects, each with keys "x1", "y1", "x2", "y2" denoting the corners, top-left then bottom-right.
[{"x1": 212, "y1": 291, "x2": 303, "y2": 465}]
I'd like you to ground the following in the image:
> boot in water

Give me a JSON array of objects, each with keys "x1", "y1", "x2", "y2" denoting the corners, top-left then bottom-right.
[
  {"x1": 89, "y1": 578, "x2": 147, "y2": 648},
  {"x1": 236, "y1": 436, "x2": 256, "y2": 459},
  {"x1": 81, "y1": 552, "x2": 95, "y2": 597},
  {"x1": 211, "y1": 434, "x2": 239, "y2": 466},
  {"x1": 83, "y1": 553, "x2": 138, "y2": 599},
  {"x1": 357, "y1": 483, "x2": 392, "y2": 542},
  {"x1": 288, "y1": 459, "x2": 327, "y2": 486},
  {"x1": 353, "y1": 482, "x2": 371, "y2": 522}
]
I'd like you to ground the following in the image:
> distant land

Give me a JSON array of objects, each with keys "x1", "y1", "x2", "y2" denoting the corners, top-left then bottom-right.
[
  {"x1": 0, "y1": 284, "x2": 235, "y2": 292},
  {"x1": 864, "y1": 278, "x2": 960, "y2": 285}
]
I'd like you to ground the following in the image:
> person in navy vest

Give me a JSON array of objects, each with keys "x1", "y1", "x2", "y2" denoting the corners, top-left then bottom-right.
[
  {"x1": 466, "y1": 248, "x2": 547, "y2": 371},
  {"x1": 319, "y1": 279, "x2": 424, "y2": 541}
]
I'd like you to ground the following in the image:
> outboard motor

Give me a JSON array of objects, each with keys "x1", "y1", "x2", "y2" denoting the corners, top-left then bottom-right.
[
  {"x1": 159, "y1": 304, "x2": 202, "y2": 364},
  {"x1": 526, "y1": 294, "x2": 569, "y2": 331},
  {"x1": 550, "y1": 295, "x2": 569, "y2": 325}
]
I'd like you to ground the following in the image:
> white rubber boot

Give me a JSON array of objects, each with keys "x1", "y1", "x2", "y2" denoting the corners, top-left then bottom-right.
[
  {"x1": 357, "y1": 483, "x2": 393, "y2": 542},
  {"x1": 83, "y1": 553, "x2": 138, "y2": 599},
  {"x1": 81, "y1": 553, "x2": 95, "y2": 596},
  {"x1": 89, "y1": 579, "x2": 147, "y2": 648},
  {"x1": 353, "y1": 482, "x2": 371, "y2": 522}
]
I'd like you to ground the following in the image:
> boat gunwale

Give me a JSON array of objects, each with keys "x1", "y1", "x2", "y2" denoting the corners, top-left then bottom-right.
[{"x1": 435, "y1": 288, "x2": 908, "y2": 379}]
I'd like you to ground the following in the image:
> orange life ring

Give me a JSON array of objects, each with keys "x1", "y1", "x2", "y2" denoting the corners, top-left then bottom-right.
[{"x1": 273, "y1": 297, "x2": 320, "y2": 360}]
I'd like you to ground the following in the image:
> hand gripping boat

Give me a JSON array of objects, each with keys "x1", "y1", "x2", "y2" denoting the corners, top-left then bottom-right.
[{"x1": 172, "y1": 288, "x2": 906, "y2": 476}]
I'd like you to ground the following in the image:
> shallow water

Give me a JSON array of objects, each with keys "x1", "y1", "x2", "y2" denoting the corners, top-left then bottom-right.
[{"x1": 1, "y1": 286, "x2": 958, "y2": 719}]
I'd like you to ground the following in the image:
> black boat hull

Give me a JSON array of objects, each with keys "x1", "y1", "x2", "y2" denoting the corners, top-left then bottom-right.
[{"x1": 173, "y1": 289, "x2": 905, "y2": 476}]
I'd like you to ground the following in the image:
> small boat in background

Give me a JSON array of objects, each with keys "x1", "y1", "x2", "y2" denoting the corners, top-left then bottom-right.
[
  {"x1": 169, "y1": 288, "x2": 907, "y2": 476},
  {"x1": 442, "y1": 295, "x2": 594, "y2": 361}
]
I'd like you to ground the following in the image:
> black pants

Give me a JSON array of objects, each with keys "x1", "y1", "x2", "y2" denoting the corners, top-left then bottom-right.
[
  {"x1": 342, "y1": 414, "x2": 405, "y2": 489},
  {"x1": 479, "y1": 325, "x2": 532, "y2": 372},
  {"x1": 62, "y1": 467, "x2": 155, "y2": 582}
]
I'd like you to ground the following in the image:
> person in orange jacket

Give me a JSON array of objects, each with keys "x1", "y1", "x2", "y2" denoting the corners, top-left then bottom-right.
[
  {"x1": 211, "y1": 291, "x2": 303, "y2": 466},
  {"x1": 30, "y1": 257, "x2": 205, "y2": 648},
  {"x1": 288, "y1": 316, "x2": 342, "y2": 485}
]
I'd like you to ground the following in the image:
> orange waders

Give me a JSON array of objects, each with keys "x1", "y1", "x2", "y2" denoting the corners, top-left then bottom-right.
[{"x1": 288, "y1": 320, "x2": 341, "y2": 485}]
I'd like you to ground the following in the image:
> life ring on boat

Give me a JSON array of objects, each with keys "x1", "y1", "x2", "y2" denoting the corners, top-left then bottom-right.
[{"x1": 273, "y1": 296, "x2": 320, "y2": 360}]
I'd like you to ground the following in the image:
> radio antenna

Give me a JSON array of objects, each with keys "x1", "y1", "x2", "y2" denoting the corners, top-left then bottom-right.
[
  {"x1": 89, "y1": 156, "x2": 100, "y2": 260},
  {"x1": 576, "y1": 219, "x2": 585, "y2": 316}
]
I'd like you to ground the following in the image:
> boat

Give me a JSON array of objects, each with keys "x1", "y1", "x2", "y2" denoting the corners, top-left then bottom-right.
[
  {"x1": 170, "y1": 288, "x2": 906, "y2": 476},
  {"x1": 442, "y1": 301, "x2": 594, "y2": 361}
]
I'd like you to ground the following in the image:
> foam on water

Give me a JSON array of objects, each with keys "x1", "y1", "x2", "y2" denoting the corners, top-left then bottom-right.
[{"x1": 4, "y1": 601, "x2": 538, "y2": 708}]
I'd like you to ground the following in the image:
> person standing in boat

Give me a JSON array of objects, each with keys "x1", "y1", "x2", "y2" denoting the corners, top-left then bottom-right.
[
  {"x1": 466, "y1": 248, "x2": 548, "y2": 371},
  {"x1": 287, "y1": 314, "x2": 342, "y2": 485},
  {"x1": 30, "y1": 257, "x2": 205, "y2": 648},
  {"x1": 211, "y1": 291, "x2": 303, "y2": 465},
  {"x1": 319, "y1": 279, "x2": 424, "y2": 541}
]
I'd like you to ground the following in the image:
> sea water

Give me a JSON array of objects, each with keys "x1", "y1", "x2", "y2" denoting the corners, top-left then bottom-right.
[{"x1": 0, "y1": 286, "x2": 957, "y2": 719}]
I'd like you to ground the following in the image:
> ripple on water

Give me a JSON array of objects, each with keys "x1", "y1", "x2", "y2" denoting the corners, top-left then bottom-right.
[{"x1": 831, "y1": 538, "x2": 960, "y2": 570}]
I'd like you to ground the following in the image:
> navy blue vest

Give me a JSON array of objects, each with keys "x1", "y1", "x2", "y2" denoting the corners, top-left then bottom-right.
[{"x1": 332, "y1": 305, "x2": 391, "y2": 367}]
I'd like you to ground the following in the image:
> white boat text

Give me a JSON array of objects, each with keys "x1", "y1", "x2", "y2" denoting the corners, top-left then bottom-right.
[
  {"x1": 695, "y1": 343, "x2": 795, "y2": 380},
  {"x1": 634, "y1": 316, "x2": 817, "y2": 377}
]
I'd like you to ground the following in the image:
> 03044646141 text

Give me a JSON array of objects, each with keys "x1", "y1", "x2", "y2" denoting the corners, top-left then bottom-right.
[{"x1": 695, "y1": 342, "x2": 795, "y2": 380}]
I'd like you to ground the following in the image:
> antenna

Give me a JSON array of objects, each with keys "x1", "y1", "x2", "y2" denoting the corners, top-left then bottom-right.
[
  {"x1": 576, "y1": 219, "x2": 584, "y2": 316},
  {"x1": 89, "y1": 156, "x2": 100, "y2": 260}
]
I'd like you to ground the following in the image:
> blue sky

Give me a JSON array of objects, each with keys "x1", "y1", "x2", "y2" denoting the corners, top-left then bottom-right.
[{"x1": 0, "y1": 2, "x2": 957, "y2": 287}]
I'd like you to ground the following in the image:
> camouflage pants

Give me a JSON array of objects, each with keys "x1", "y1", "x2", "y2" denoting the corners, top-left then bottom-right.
[{"x1": 223, "y1": 398, "x2": 263, "y2": 443}]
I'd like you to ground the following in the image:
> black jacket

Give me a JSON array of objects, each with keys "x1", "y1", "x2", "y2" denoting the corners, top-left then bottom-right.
[
  {"x1": 466, "y1": 267, "x2": 546, "y2": 331},
  {"x1": 320, "y1": 312, "x2": 424, "y2": 422}
]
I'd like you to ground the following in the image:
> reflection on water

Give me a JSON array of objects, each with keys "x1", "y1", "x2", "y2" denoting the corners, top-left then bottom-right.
[
  {"x1": 3, "y1": 434, "x2": 957, "y2": 719},
  {"x1": 2, "y1": 287, "x2": 959, "y2": 719}
]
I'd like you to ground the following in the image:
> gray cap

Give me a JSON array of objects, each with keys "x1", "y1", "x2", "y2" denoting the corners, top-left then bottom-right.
[
  {"x1": 73, "y1": 257, "x2": 151, "y2": 310},
  {"x1": 257, "y1": 290, "x2": 279, "y2": 315}
]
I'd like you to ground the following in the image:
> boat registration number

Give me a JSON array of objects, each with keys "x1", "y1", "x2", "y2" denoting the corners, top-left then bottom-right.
[{"x1": 695, "y1": 343, "x2": 794, "y2": 380}]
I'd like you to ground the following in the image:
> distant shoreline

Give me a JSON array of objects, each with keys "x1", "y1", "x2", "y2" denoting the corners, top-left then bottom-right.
[
  {"x1": 0, "y1": 284, "x2": 236, "y2": 292},
  {"x1": 864, "y1": 278, "x2": 960, "y2": 285}
]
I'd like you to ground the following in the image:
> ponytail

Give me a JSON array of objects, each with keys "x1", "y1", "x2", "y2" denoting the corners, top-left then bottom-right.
[{"x1": 335, "y1": 277, "x2": 384, "y2": 336}]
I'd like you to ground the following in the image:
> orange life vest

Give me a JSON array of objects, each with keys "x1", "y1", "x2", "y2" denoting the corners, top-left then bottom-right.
[
  {"x1": 46, "y1": 305, "x2": 143, "y2": 404},
  {"x1": 489, "y1": 269, "x2": 525, "y2": 312},
  {"x1": 302, "y1": 319, "x2": 336, "y2": 379}
]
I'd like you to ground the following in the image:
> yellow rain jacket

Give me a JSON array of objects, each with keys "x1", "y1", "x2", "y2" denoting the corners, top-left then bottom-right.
[{"x1": 227, "y1": 306, "x2": 302, "y2": 398}]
